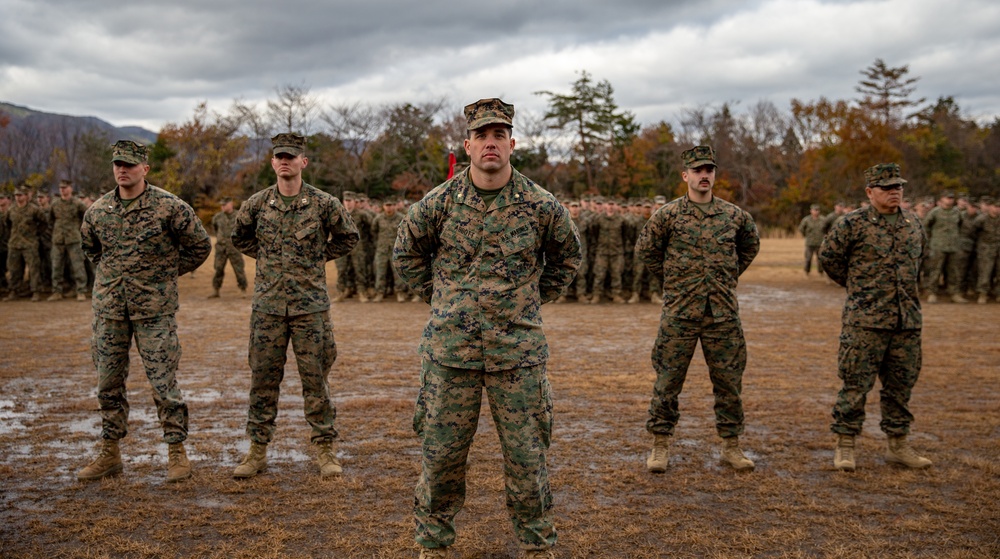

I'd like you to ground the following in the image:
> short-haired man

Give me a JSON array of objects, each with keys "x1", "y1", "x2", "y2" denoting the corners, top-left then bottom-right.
[
  {"x1": 923, "y1": 191, "x2": 966, "y2": 303},
  {"x1": 820, "y1": 163, "x2": 932, "y2": 471},
  {"x1": 208, "y1": 197, "x2": 247, "y2": 298},
  {"x1": 636, "y1": 145, "x2": 760, "y2": 473},
  {"x1": 394, "y1": 98, "x2": 581, "y2": 559},
  {"x1": 799, "y1": 204, "x2": 826, "y2": 276},
  {"x1": 48, "y1": 179, "x2": 90, "y2": 301},
  {"x1": 78, "y1": 140, "x2": 211, "y2": 482},
  {"x1": 231, "y1": 133, "x2": 359, "y2": 479}
]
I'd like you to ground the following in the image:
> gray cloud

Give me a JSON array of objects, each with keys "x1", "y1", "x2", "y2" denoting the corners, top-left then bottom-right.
[{"x1": 1, "y1": 0, "x2": 998, "y2": 130}]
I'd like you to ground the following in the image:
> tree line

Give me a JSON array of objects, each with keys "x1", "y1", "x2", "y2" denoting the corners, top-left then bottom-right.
[{"x1": 2, "y1": 59, "x2": 997, "y2": 231}]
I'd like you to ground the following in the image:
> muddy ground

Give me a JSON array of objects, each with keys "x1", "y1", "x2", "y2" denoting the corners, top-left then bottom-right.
[{"x1": 0, "y1": 238, "x2": 998, "y2": 558}]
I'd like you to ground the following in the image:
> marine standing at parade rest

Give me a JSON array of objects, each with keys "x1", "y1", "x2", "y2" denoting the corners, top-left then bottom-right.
[
  {"x1": 799, "y1": 204, "x2": 826, "y2": 276},
  {"x1": 230, "y1": 133, "x2": 359, "y2": 479},
  {"x1": 208, "y1": 197, "x2": 248, "y2": 298},
  {"x1": 5, "y1": 186, "x2": 47, "y2": 301},
  {"x1": 636, "y1": 145, "x2": 760, "y2": 473},
  {"x1": 77, "y1": 140, "x2": 211, "y2": 482},
  {"x1": 48, "y1": 179, "x2": 90, "y2": 301},
  {"x1": 820, "y1": 163, "x2": 933, "y2": 472},
  {"x1": 393, "y1": 98, "x2": 581, "y2": 559}
]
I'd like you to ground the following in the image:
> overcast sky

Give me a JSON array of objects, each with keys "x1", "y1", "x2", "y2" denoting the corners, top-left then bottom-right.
[{"x1": 1, "y1": 0, "x2": 998, "y2": 133}]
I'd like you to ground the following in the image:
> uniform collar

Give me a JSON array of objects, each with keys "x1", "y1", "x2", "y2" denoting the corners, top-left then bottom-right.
[{"x1": 452, "y1": 166, "x2": 528, "y2": 211}]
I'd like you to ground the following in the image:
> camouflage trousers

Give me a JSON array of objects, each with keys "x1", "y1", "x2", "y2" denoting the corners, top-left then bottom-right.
[
  {"x1": 414, "y1": 360, "x2": 556, "y2": 551},
  {"x1": 631, "y1": 259, "x2": 657, "y2": 297},
  {"x1": 335, "y1": 254, "x2": 355, "y2": 291},
  {"x1": 0, "y1": 249, "x2": 9, "y2": 292},
  {"x1": 804, "y1": 244, "x2": 824, "y2": 275},
  {"x1": 591, "y1": 253, "x2": 624, "y2": 297},
  {"x1": 373, "y1": 246, "x2": 405, "y2": 295},
  {"x1": 246, "y1": 310, "x2": 338, "y2": 444},
  {"x1": 7, "y1": 247, "x2": 41, "y2": 295},
  {"x1": 92, "y1": 314, "x2": 188, "y2": 444},
  {"x1": 212, "y1": 246, "x2": 247, "y2": 290},
  {"x1": 923, "y1": 250, "x2": 963, "y2": 295},
  {"x1": 831, "y1": 325, "x2": 921, "y2": 436},
  {"x1": 976, "y1": 244, "x2": 1000, "y2": 296},
  {"x1": 51, "y1": 242, "x2": 88, "y2": 294},
  {"x1": 647, "y1": 316, "x2": 747, "y2": 438}
]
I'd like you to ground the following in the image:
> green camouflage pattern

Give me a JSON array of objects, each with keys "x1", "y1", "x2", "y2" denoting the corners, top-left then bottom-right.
[
  {"x1": 7, "y1": 247, "x2": 41, "y2": 294},
  {"x1": 111, "y1": 140, "x2": 148, "y2": 165},
  {"x1": 464, "y1": 97, "x2": 515, "y2": 130},
  {"x1": 372, "y1": 210, "x2": 404, "y2": 294},
  {"x1": 81, "y1": 184, "x2": 211, "y2": 320},
  {"x1": 51, "y1": 242, "x2": 88, "y2": 294},
  {"x1": 820, "y1": 205, "x2": 926, "y2": 329},
  {"x1": 92, "y1": 314, "x2": 189, "y2": 444},
  {"x1": 210, "y1": 210, "x2": 247, "y2": 290},
  {"x1": 413, "y1": 360, "x2": 555, "y2": 550},
  {"x1": 271, "y1": 132, "x2": 306, "y2": 156},
  {"x1": 246, "y1": 310, "x2": 338, "y2": 444},
  {"x1": 49, "y1": 196, "x2": 88, "y2": 245},
  {"x1": 392, "y1": 166, "x2": 582, "y2": 372},
  {"x1": 973, "y1": 212, "x2": 1000, "y2": 296},
  {"x1": 5, "y1": 201, "x2": 46, "y2": 249},
  {"x1": 569, "y1": 213, "x2": 590, "y2": 299},
  {"x1": 636, "y1": 195, "x2": 760, "y2": 321},
  {"x1": 681, "y1": 145, "x2": 716, "y2": 169},
  {"x1": 864, "y1": 163, "x2": 907, "y2": 187},
  {"x1": 799, "y1": 213, "x2": 826, "y2": 247},
  {"x1": 646, "y1": 317, "x2": 748, "y2": 437},
  {"x1": 923, "y1": 205, "x2": 962, "y2": 253},
  {"x1": 349, "y1": 207, "x2": 375, "y2": 291},
  {"x1": 831, "y1": 325, "x2": 921, "y2": 436},
  {"x1": 231, "y1": 182, "x2": 359, "y2": 316}
]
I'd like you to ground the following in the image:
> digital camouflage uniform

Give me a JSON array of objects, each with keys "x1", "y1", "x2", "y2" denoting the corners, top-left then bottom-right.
[
  {"x1": 49, "y1": 195, "x2": 90, "y2": 295},
  {"x1": 231, "y1": 182, "x2": 359, "y2": 445},
  {"x1": 0, "y1": 201, "x2": 9, "y2": 294},
  {"x1": 81, "y1": 182, "x2": 211, "y2": 444},
  {"x1": 393, "y1": 163, "x2": 581, "y2": 552},
  {"x1": 569, "y1": 211, "x2": 591, "y2": 300},
  {"x1": 590, "y1": 211, "x2": 627, "y2": 300},
  {"x1": 820, "y1": 200, "x2": 926, "y2": 437},
  {"x1": 922, "y1": 203, "x2": 963, "y2": 295},
  {"x1": 799, "y1": 210, "x2": 826, "y2": 274},
  {"x1": 637, "y1": 192, "x2": 760, "y2": 438},
  {"x1": 36, "y1": 199, "x2": 53, "y2": 294},
  {"x1": 973, "y1": 208, "x2": 1000, "y2": 298},
  {"x1": 371, "y1": 209, "x2": 404, "y2": 296},
  {"x1": 210, "y1": 209, "x2": 247, "y2": 291},
  {"x1": 6, "y1": 197, "x2": 47, "y2": 297}
]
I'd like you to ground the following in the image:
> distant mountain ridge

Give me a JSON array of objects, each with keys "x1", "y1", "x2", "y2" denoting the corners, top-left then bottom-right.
[{"x1": 0, "y1": 101, "x2": 158, "y2": 144}]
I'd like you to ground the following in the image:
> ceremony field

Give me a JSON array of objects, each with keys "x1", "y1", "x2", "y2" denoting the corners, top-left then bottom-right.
[{"x1": 1, "y1": 238, "x2": 998, "y2": 558}]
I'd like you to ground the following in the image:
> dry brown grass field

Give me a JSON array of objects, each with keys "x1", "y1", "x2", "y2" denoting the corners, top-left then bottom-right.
[{"x1": 1, "y1": 238, "x2": 998, "y2": 558}]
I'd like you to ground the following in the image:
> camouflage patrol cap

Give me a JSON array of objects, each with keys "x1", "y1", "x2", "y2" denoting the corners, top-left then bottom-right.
[
  {"x1": 810, "y1": 204, "x2": 821, "y2": 210},
  {"x1": 939, "y1": 190, "x2": 956, "y2": 199},
  {"x1": 220, "y1": 196, "x2": 232, "y2": 204},
  {"x1": 863, "y1": 163, "x2": 907, "y2": 187},
  {"x1": 272, "y1": 132, "x2": 306, "y2": 156},
  {"x1": 111, "y1": 140, "x2": 148, "y2": 165},
  {"x1": 653, "y1": 195, "x2": 667, "y2": 204},
  {"x1": 342, "y1": 191, "x2": 356, "y2": 201},
  {"x1": 58, "y1": 179, "x2": 73, "y2": 188},
  {"x1": 979, "y1": 196, "x2": 994, "y2": 206},
  {"x1": 464, "y1": 98, "x2": 514, "y2": 130},
  {"x1": 681, "y1": 145, "x2": 717, "y2": 169},
  {"x1": 14, "y1": 185, "x2": 31, "y2": 195}
]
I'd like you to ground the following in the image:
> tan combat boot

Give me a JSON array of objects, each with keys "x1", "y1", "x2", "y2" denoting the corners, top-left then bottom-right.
[
  {"x1": 627, "y1": 293, "x2": 639, "y2": 304},
  {"x1": 721, "y1": 436, "x2": 755, "y2": 471},
  {"x1": 372, "y1": 293, "x2": 383, "y2": 303},
  {"x1": 927, "y1": 293, "x2": 938, "y2": 303},
  {"x1": 166, "y1": 442, "x2": 192, "y2": 482},
  {"x1": 30, "y1": 293, "x2": 40, "y2": 302},
  {"x1": 646, "y1": 434, "x2": 670, "y2": 473},
  {"x1": 358, "y1": 291, "x2": 369, "y2": 303},
  {"x1": 396, "y1": 292, "x2": 408, "y2": 302},
  {"x1": 554, "y1": 295, "x2": 567, "y2": 304},
  {"x1": 419, "y1": 547, "x2": 449, "y2": 559},
  {"x1": 651, "y1": 292, "x2": 663, "y2": 305},
  {"x1": 316, "y1": 441, "x2": 343, "y2": 477},
  {"x1": 951, "y1": 293, "x2": 969, "y2": 304},
  {"x1": 525, "y1": 550, "x2": 556, "y2": 558},
  {"x1": 76, "y1": 293, "x2": 88, "y2": 302},
  {"x1": 240, "y1": 287, "x2": 247, "y2": 298},
  {"x1": 833, "y1": 434, "x2": 856, "y2": 472},
  {"x1": 207, "y1": 288, "x2": 220, "y2": 299},
  {"x1": 47, "y1": 293, "x2": 63, "y2": 301},
  {"x1": 233, "y1": 442, "x2": 268, "y2": 478},
  {"x1": 885, "y1": 435, "x2": 932, "y2": 469},
  {"x1": 612, "y1": 293, "x2": 626, "y2": 304},
  {"x1": 590, "y1": 293, "x2": 601, "y2": 305},
  {"x1": 78, "y1": 439, "x2": 123, "y2": 481},
  {"x1": 978, "y1": 293, "x2": 988, "y2": 304}
]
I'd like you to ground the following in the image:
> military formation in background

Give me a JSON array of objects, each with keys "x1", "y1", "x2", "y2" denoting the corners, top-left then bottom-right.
[{"x1": 798, "y1": 192, "x2": 1000, "y2": 304}]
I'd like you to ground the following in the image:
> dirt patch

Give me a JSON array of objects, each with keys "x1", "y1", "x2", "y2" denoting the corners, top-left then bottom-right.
[{"x1": 1, "y1": 238, "x2": 998, "y2": 558}]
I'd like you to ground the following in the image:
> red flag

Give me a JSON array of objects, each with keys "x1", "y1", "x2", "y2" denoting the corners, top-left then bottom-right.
[{"x1": 447, "y1": 151, "x2": 457, "y2": 179}]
